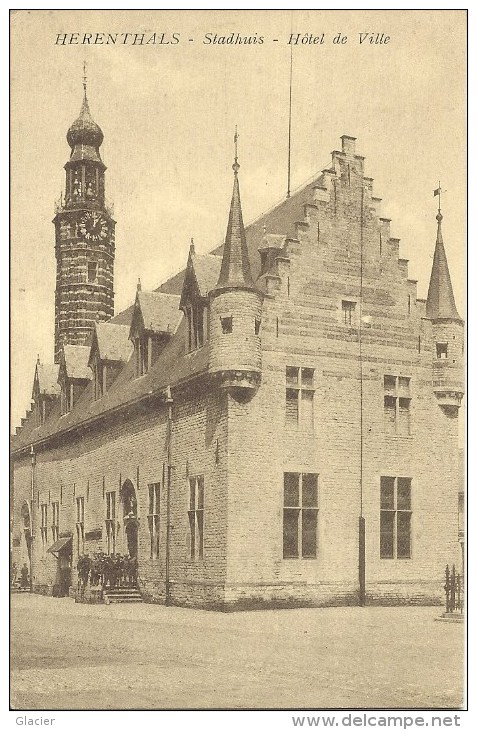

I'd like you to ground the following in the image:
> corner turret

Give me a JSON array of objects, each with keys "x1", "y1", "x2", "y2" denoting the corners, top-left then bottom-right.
[
  {"x1": 426, "y1": 206, "x2": 464, "y2": 415},
  {"x1": 208, "y1": 137, "x2": 263, "y2": 394}
]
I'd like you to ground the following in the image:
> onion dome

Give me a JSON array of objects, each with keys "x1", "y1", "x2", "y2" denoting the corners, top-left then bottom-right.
[{"x1": 66, "y1": 92, "x2": 104, "y2": 151}]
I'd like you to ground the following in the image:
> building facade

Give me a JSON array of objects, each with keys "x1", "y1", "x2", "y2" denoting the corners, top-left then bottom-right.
[{"x1": 10, "y1": 90, "x2": 464, "y2": 610}]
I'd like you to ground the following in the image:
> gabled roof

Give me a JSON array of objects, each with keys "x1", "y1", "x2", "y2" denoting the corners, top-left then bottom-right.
[
  {"x1": 89, "y1": 322, "x2": 133, "y2": 365},
  {"x1": 62, "y1": 345, "x2": 92, "y2": 380},
  {"x1": 180, "y1": 249, "x2": 222, "y2": 308},
  {"x1": 32, "y1": 362, "x2": 60, "y2": 399},
  {"x1": 132, "y1": 291, "x2": 183, "y2": 336},
  {"x1": 426, "y1": 212, "x2": 461, "y2": 321}
]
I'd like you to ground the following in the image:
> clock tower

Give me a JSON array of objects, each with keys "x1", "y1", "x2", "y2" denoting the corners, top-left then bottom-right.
[{"x1": 53, "y1": 80, "x2": 115, "y2": 362}]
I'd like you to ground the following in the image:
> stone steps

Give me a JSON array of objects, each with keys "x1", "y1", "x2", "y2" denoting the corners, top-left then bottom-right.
[{"x1": 103, "y1": 587, "x2": 143, "y2": 604}]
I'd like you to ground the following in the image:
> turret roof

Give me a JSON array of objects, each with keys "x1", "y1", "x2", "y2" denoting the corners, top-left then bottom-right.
[{"x1": 426, "y1": 212, "x2": 462, "y2": 321}]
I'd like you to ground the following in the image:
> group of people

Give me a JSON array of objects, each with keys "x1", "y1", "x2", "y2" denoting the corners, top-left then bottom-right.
[{"x1": 77, "y1": 552, "x2": 138, "y2": 593}]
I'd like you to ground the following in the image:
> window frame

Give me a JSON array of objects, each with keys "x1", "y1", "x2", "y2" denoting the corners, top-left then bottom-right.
[
  {"x1": 285, "y1": 366, "x2": 315, "y2": 431},
  {"x1": 383, "y1": 375, "x2": 412, "y2": 436},
  {"x1": 283, "y1": 472, "x2": 319, "y2": 560},
  {"x1": 76, "y1": 495, "x2": 85, "y2": 558},
  {"x1": 40, "y1": 503, "x2": 48, "y2": 553},
  {"x1": 105, "y1": 491, "x2": 116, "y2": 555},
  {"x1": 147, "y1": 483, "x2": 161, "y2": 559},
  {"x1": 188, "y1": 475, "x2": 204, "y2": 560},
  {"x1": 51, "y1": 501, "x2": 60, "y2": 543},
  {"x1": 380, "y1": 476, "x2": 412, "y2": 560},
  {"x1": 342, "y1": 300, "x2": 357, "y2": 326}
]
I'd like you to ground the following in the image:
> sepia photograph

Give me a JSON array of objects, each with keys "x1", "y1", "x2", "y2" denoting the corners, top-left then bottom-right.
[{"x1": 9, "y1": 8, "x2": 467, "y2": 715}]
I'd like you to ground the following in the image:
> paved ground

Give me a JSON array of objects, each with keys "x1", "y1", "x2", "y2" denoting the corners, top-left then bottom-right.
[{"x1": 10, "y1": 594, "x2": 464, "y2": 710}]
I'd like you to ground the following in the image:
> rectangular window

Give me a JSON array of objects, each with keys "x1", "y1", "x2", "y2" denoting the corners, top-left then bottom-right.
[
  {"x1": 380, "y1": 476, "x2": 412, "y2": 559},
  {"x1": 105, "y1": 491, "x2": 116, "y2": 555},
  {"x1": 220, "y1": 316, "x2": 233, "y2": 334},
  {"x1": 436, "y1": 343, "x2": 448, "y2": 360},
  {"x1": 87, "y1": 261, "x2": 98, "y2": 283},
  {"x1": 188, "y1": 476, "x2": 204, "y2": 560},
  {"x1": 51, "y1": 501, "x2": 60, "y2": 543},
  {"x1": 147, "y1": 483, "x2": 161, "y2": 559},
  {"x1": 283, "y1": 472, "x2": 319, "y2": 559},
  {"x1": 94, "y1": 361, "x2": 104, "y2": 400},
  {"x1": 342, "y1": 300, "x2": 356, "y2": 326},
  {"x1": 76, "y1": 496, "x2": 85, "y2": 557},
  {"x1": 383, "y1": 375, "x2": 411, "y2": 435},
  {"x1": 40, "y1": 503, "x2": 48, "y2": 553},
  {"x1": 285, "y1": 367, "x2": 314, "y2": 430}
]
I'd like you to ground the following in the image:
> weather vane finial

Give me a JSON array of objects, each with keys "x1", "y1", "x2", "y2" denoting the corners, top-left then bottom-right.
[
  {"x1": 433, "y1": 181, "x2": 446, "y2": 222},
  {"x1": 232, "y1": 126, "x2": 240, "y2": 175},
  {"x1": 82, "y1": 60, "x2": 87, "y2": 95}
]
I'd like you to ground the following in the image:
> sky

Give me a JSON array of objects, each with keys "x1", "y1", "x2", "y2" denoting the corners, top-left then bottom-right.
[{"x1": 10, "y1": 9, "x2": 466, "y2": 430}]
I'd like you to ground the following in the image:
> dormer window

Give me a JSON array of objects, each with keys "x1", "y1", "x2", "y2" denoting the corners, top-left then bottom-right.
[
  {"x1": 186, "y1": 302, "x2": 206, "y2": 352},
  {"x1": 135, "y1": 335, "x2": 150, "y2": 376},
  {"x1": 94, "y1": 360, "x2": 105, "y2": 400},
  {"x1": 221, "y1": 316, "x2": 233, "y2": 334},
  {"x1": 61, "y1": 380, "x2": 74, "y2": 415}
]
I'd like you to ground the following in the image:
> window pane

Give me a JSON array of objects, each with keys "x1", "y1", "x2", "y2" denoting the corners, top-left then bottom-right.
[
  {"x1": 148, "y1": 485, "x2": 154, "y2": 514},
  {"x1": 197, "y1": 510, "x2": 204, "y2": 558},
  {"x1": 286, "y1": 389, "x2": 299, "y2": 425},
  {"x1": 398, "y1": 376, "x2": 411, "y2": 394},
  {"x1": 284, "y1": 473, "x2": 300, "y2": 507},
  {"x1": 301, "y1": 368, "x2": 314, "y2": 388},
  {"x1": 398, "y1": 398, "x2": 411, "y2": 435},
  {"x1": 154, "y1": 484, "x2": 160, "y2": 511},
  {"x1": 397, "y1": 512, "x2": 411, "y2": 558},
  {"x1": 302, "y1": 474, "x2": 318, "y2": 507},
  {"x1": 197, "y1": 477, "x2": 204, "y2": 509},
  {"x1": 286, "y1": 367, "x2": 299, "y2": 386},
  {"x1": 380, "y1": 477, "x2": 395, "y2": 509},
  {"x1": 380, "y1": 511, "x2": 394, "y2": 558},
  {"x1": 301, "y1": 390, "x2": 314, "y2": 430},
  {"x1": 283, "y1": 508, "x2": 299, "y2": 558},
  {"x1": 189, "y1": 478, "x2": 196, "y2": 510},
  {"x1": 384, "y1": 375, "x2": 396, "y2": 392},
  {"x1": 188, "y1": 511, "x2": 195, "y2": 558},
  {"x1": 302, "y1": 509, "x2": 318, "y2": 558},
  {"x1": 397, "y1": 478, "x2": 411, "y2": 510}
]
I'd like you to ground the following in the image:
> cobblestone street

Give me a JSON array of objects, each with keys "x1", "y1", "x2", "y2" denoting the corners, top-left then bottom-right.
[{"x1": 10, "y1": 594, "x2": 464, "y2": 710}]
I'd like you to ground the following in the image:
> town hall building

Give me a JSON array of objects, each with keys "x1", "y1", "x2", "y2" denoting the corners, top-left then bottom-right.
[{"x1": 10, "y1": 84, "x2": 464, "y2": 609}]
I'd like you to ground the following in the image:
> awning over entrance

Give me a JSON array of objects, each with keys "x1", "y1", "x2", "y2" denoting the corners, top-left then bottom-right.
[{"x1": 47, "y1": 536, "x2": 72, "y2": 555}]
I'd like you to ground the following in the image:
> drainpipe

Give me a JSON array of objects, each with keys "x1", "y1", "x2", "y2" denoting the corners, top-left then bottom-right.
[
  {"x1": 29, "y1": 444, "x2": 36, "y2": 591},
  {"x1": 164, "y1": 387, "x2": 173, "y2": 607}
]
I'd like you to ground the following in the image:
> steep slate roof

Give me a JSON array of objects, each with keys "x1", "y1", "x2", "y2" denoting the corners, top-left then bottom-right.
[
  {"x1": 426, "y1": 212, "x2": 462, "y2": 321},
  {"x1": 62, "y1": 345, "x2": 92, "y2": 380},
  {"x1": 12, "y1": 170, "x2": 331, "y2": 452},
  {"x1": 135, "y1": 291, "x2": 183, "y2": 334},
  {"x1": 34, "y1": 363, "x2": 60, "y2": 397},
  {"x1": 214, "y1": 161, "x2": 256, "y2": 292},
  {"x1": 93, "y1": 322, "x2": 133, "y2": 362}
]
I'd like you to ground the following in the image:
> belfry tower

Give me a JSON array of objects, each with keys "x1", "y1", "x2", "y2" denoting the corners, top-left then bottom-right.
[{"x1": 53, "y1": 73, "x2": 115, "y2": 362}]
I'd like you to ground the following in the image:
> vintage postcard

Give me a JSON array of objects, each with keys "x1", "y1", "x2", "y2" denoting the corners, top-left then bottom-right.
[{"x1": 10, "y1": 8, "x2": 466, "y2": 716}]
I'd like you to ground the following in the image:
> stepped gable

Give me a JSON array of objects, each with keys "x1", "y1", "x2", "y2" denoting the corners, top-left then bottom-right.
[{"x1": 62, "y1": 345, "x2": 92, "y2": 380}]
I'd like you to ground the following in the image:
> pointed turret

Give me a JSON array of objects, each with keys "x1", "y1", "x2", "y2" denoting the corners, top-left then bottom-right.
[
  {"x1": 426, "y1": 211, "x2": 461, "y2": 321},
  {"x1": 214, "y1": 157, "x2": 255, "y2": 293},
  {"x1": 208, "y1": 135, "x2": 263, "y2": 395},
  {"x1": 426, "y1": 206, "x2": 464, "y2": 415}
]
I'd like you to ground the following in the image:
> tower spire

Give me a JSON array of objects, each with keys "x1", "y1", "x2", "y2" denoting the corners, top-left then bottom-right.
[
  {"x1": 213, "y1": 132, "x2": 255, "y2": 292},
  {"x1": 426, "y1": 196, "x2": 461, "y2": 321},
  {"x1": 82, "y1": 60, "x2": 87, "y2": 97}
]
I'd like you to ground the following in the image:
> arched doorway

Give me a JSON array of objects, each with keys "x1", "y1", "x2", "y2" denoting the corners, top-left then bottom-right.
[
  {"x1": 20, "y1": 502, "x2": 32, "y2": 589},
  {"x1": 120, "y1": 480, "x2": 138, "y2": 558}
]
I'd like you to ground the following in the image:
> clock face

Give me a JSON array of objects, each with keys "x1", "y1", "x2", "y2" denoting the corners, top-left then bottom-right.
[{"x1": 79, "y1": 212, "x2": 108, "y2": 241}]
